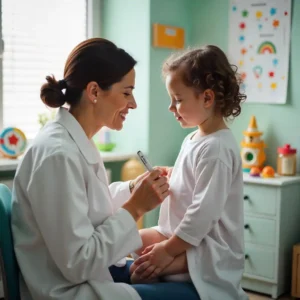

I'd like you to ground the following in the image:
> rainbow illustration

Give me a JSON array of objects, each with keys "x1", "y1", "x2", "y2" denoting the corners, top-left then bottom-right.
[{"x1": 257, "y1": 41, "x2": 277, "y2": 54}]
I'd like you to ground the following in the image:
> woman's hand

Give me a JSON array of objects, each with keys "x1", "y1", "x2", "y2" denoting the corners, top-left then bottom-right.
[
  {"x1": 130, "y1": 166, "x2": 172, "y2": 192},
  {"x1": 123, "y1": 169, "x2": 169, "y2": 221},
  {"x1": 156, "y1": 166, "x2": 173, "y2": 180},
  {"x1": 129, "y1": 172, "x2": 148, "y2": 193}
]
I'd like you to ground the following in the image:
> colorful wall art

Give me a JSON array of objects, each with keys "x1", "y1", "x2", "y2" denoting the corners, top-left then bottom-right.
[{"x1": 228, "y1": 0, "x2": 291, "y2": 104}]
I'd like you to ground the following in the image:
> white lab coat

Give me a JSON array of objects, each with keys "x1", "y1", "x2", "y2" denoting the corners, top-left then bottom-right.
[{"x1": 11, "y1": 107, "x2": 142, "y2": 300}]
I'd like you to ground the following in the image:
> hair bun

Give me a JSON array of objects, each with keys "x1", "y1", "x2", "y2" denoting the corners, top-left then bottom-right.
[{"x1": 40, "y1": 75, "x2": 66, "y2": 108}]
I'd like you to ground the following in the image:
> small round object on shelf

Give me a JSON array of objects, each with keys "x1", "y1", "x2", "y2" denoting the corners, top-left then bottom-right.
[
  {"x1": 250, "y1": 166, "x2": 261, "y2": 177},
  {"x1": 0, "y1": 127, "x2": 27, "y2": 158},
  {"x1": 261, "y1": 166, "x2": 275, "y2": 178}
]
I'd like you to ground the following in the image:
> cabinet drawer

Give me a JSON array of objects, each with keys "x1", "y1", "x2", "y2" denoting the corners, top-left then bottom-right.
[
  {"x1": 244, "y1": 216, "x2": 276, "y2": 246},
  {"x1": 244, "y1": 184, "x2": 277, "y2": 216},
  {"x1": 244, "y1": 244, "x2": 275, "y2": 279}
]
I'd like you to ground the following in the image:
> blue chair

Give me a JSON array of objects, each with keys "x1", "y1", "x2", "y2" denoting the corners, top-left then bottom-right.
[{"x1": 0, "y1": 183, "x2": 20, "y2": 300}]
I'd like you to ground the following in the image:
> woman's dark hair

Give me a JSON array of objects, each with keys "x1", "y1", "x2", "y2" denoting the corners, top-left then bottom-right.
[
  {"x1": 162, "y1": 45, "x2": 246, "y2": 118},
  {"x1": 40, "y1": 38, "x2": 137, "y2": 108}
]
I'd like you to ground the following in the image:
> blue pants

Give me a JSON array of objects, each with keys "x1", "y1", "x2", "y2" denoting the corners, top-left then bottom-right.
[{"x1": 109, "y1": 260, "x2": 200, "y2": 300}]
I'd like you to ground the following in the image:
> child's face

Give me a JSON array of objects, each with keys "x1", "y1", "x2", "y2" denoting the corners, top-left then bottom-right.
[{"x1": 165, "y1": 72, "x2": 213, "y2": 128}]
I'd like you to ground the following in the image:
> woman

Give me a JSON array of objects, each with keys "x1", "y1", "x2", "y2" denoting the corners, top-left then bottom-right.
[{"x1": 11, "y1": 38, "x2": 169, "y2": 300}]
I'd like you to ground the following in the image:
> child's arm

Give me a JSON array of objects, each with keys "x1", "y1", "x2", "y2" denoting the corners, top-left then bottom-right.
[
  {"x1": 164, "y1": 235, "x2": 191, "y2": 257},
  {"x1": 132, "y1": 228, "x2": 167, "y2": 256},
  {"x1": 173, "y1": 158, "x2": 232, "y2": 248}
]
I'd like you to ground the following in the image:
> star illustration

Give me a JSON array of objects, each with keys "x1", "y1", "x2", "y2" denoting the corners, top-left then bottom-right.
[
  {"x1": 8, "y1": 134, "x2": 19, "y2": 146},
  {"x1": 282, "y1": 76, "x2": 285, "y2": 80},
  {"x1": 250, "y1": 57, "x2": 254, "y2": 62},
  {"x1": 269, "y1": 71, "x2": 275, "y2": 78},
  {"x1": 258, "y1": 82, "x2": 262, "y2": 89},
  {"x1": 258, "y1": 24, "x2": 263, "y2": 30},
  {"x1": 256, "y1": 11, "x2": 263, "y2": 19},
  {"x1": 270, "y1": 8, "x2": 277, "y2": 16},
  {"x1": 241, "y1": 48, "x2": 247, "y2": 55},
  {"x1": 273, "y1": 19, "x2": 280, "y2": 28},
  {"x1": 242, "y1": 10, "x2": 249, "y2": 17},
  {"x1": 239, "y1": 60, "x2": 244, "y2": 66},
  {"x1": 284, "y1": 11, "x2": 288, "y2": 16},
  {"x1": 241, "y1": 72, "x2": 247, "y2": 80},
  {"x1": 239, "y1": 22, "x2": 246, "y2": 29},
  {"x1": 232, "y1": 6, "x2": 237, "y2": 12}
]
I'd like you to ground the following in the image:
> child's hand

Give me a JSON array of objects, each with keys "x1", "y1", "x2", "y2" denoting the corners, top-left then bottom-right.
[
  {"x1": 130, "y1": 259, "x2": 160, "y2": 283},
  {"x1": 130, "y1": 268, "x2": 160, "y2": 284},
  {"x1": 133, "y1": 241, "x2": 175, "y2": 279},
  {"x1": 129, "y1": 259, "x2": 138, "y2": 274}
]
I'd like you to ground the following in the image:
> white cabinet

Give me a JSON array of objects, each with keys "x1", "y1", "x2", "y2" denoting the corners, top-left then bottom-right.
[{"x1": 242, "y1": 174, "x2": 300, "y2": 298}]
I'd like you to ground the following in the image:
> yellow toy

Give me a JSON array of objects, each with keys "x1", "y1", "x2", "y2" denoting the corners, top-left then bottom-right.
[{"x1": 241, "y1": 116, "x2": 266, "y2": 172}]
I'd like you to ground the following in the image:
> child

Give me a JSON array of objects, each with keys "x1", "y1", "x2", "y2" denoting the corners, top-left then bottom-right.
[{"x1": 130, "y1": 45, "x2": 248, "y2": 300}]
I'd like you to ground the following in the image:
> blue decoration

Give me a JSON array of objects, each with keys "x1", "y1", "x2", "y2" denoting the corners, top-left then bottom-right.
[
  {"x1": 239, "y1": 35, "x2": 245, "y2": 42},
  {"x1": 273, "y1": 58, "x2": 279, "y2": 67},
  {"x1": 270, "y1": 7, "x2": 277, "y2": 16}
]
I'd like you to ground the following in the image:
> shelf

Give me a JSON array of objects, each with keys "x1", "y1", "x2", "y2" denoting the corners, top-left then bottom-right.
[{"x1": 243, "y1": 172, "x2": 300, "y2": 186}]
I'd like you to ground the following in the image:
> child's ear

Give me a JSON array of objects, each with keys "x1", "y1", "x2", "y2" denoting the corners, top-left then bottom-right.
[{"x1": 203, "y1": 89, "x2": 215, "y2": 108}]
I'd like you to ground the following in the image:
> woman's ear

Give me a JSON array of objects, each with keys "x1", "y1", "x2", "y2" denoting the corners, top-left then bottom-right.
[
  {"x1": 86, "y1": 81, "x2": 100, "y2": 104},
  {"x1": 203, "y1": 89, "x2": 215, "y2": 108}
]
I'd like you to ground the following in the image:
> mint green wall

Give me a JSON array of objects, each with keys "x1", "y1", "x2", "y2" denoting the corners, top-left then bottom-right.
[
  {"x1": 102, "y1": 0, "x2": 192, "y2": 166},
  {"x1": 146, "y1": 0, "x2": 193, "y2": 227},
  {"x1": 148, "y1": 0, "x2": 193, "y2": 166},
  {"x1": 102, "y1": 0, "x2": 150, "y2": 155},
  {"x1": 191, "y1": 0, "x2": 300, "y2": 171}
]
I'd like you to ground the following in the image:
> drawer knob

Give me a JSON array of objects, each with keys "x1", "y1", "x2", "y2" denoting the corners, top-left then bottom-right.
[
  {"x1": 244, "y1": 224, "x2": 250, "y2": 229},
  {"x1": 245, "y1": 254, "x2": 249, "y2": 260},
  {"x1": 244, "y1": 195, "x2": 249, "y2": 200}
]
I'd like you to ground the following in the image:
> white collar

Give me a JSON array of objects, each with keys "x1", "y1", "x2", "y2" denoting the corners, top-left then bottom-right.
[{"x1": 55, "y1": 107, "x2": 99, "y2": 164}]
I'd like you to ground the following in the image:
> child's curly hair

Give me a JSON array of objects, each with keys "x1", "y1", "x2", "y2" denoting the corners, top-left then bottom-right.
[{"x1": 162, "y1": 45, "x2": 246, "y2": 118}]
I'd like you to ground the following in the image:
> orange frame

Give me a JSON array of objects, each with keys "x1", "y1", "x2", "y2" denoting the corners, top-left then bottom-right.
[{"x1": 152, "y1": 23, "x2": 185, "y2": 49}]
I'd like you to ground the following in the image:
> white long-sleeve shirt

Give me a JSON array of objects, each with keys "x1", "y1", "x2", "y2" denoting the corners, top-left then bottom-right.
[
  {"x1": 11, "y1": 108, "x2": 142, "y2": 300},
  {"x1": 156, "y1": 129, "x2": 248, "y2": 300}
]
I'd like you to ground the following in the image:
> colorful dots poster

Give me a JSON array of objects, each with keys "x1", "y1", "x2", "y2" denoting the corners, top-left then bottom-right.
[{"x1": 228, "y1": 0, "x2": 291, "y2": 104}]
